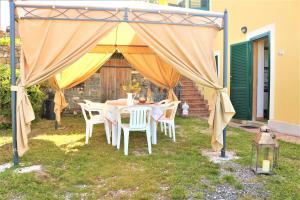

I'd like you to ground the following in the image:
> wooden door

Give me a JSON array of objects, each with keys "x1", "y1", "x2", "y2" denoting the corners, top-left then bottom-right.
[{"x1": 100, "y1": 66, "x2": 131, "y2": 102}]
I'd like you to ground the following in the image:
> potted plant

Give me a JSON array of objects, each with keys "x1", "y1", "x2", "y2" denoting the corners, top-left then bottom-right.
[{"x1": 122, "y1": 79, "x2": 141, "y2": 105}]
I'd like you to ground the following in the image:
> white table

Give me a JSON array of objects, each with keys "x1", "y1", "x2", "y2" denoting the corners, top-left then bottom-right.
[{"x1": 104, "y1": 100, "x2": 163, "y2": 146}]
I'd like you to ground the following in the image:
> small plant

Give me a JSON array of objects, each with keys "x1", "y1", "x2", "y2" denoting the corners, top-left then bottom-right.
[
  {"x1": 0, "y1": 64, "x2": 46, "y2": 127},
  {"x1": 122, "y1": 79, "x2": 141, "y2": 94},
  {"x1": 222, "y1": 175, "x2": 244, "y2": 190},
  {"x1": 0, "y1": 37, "x2": 21, "y2": 46}
]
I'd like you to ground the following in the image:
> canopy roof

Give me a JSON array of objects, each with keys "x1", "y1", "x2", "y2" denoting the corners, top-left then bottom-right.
[{"x1": 15, "y1": 1, "x2": 224, "y2": 28}]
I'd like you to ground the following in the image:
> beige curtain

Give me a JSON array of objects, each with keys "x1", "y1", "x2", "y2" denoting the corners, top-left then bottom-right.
[
  {"x1": 48, "y1": 78, "x2": 68, "y2": 124},
  {"x1": 119, "y1": 48, "x2": 180, "y2": 101},
  {"x1": 16, "y1": 18, "x2": 118, "y2": 156},
  {"x1": 49, "y1": 52, "x2": 114, "y2": 124},
  {"x1": 130, "y1": 23, "x2": 235, "y2": 151}
]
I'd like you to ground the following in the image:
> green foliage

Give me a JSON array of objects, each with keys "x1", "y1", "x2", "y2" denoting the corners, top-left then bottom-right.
[
  {"x1": 0, "y1": 64, "x2": 46, "y2": 124},
  {"x1": 0, "y1": 117, "x2": 299, "y2": 199},
  {"x1": 0, "y1": 37, "x2": 21, "y2": 46}
]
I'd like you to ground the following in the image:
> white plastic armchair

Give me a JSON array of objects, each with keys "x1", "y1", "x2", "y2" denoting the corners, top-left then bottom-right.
[
  {"x1": 117, "y1": 106, "x2": 152, "y2": 155},
  {"x1": 78, "y1": 103, "x2": 109, "y2": 144},
  {"x1": 157, "y1": 99, "x2": 172, "y2": 132},
  {"x1": 158, "y1": 101, "x2": 181, "y2": 142},
  {"x1": 83, "y1": 99, "x2": 93, "y2": 105}
]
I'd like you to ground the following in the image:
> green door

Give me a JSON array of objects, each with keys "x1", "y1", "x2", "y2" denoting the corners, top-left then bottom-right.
[{"x1": 230, "y1": 41, "x2": 252, "y2": 120}]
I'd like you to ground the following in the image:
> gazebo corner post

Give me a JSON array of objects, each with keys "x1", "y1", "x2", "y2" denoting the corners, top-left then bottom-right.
[
  {"x1": 221, "y1": 9, "x2": 228, "y2": 158},
  {"x1": 9, "y1": 0, "x2": 19, "y2": 166}
]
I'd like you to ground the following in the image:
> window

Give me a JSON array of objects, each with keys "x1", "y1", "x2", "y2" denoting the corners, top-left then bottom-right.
[
  {"x1": 214, "y1": 50, "x2": 220, "y2": 77},
  {"x1": 189, "y1": 0, "x2": 210, "y2": 10},
  {"x1": 165, "y1": 0, "x2": 209, "y2": 11}
]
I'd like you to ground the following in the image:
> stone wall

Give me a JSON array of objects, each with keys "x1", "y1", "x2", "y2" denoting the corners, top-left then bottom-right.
[
  {"x1": 0, "y1": 45, "x2": 21, "y2": 67},
  {"x1": 63, "y1": 72, "x2": 102, "y2": 114},
  {"x1": 63, "y1": 69, "x2": 167, "y2": 114}
]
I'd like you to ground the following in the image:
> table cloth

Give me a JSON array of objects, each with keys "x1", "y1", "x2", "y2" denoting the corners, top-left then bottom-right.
[{"x1": 104, "y1": 100, "x2": 164, "y2": 146}]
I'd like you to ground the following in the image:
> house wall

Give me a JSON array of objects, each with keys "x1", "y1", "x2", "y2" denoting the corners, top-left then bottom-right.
[{"x1": 208, "y1": 0, "x2": 300, "y2": 134}]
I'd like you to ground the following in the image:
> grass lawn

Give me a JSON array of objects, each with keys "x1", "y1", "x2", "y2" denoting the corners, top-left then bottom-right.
[{"x1": 0, "y1": 116, "x2": 299, "y2": 200}]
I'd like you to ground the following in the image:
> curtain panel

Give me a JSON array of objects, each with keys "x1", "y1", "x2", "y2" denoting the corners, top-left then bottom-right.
[
  {"x1": 50, "y1": 52, "x2": 114, "y2": 124},
  {"x1": 16, "y1": 18, "x2": 118, "y2": 156},
  {"x1": 129, "y1": 23, "x2": 235, "y2": 151},
  {"x1": 120, "y1": 50, "x2": 180, "y2": 101}
]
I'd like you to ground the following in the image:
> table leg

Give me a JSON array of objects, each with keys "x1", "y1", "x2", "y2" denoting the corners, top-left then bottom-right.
[
  {"x1": 111, "y1": 123, "x2": 118, "y2": 146},
  {"x1": 151, "y1": 120, "x2": 157, "y2": 145}
]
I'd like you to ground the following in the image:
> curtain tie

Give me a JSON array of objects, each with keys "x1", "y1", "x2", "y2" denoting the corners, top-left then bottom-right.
[{"x1": 11, "y1": 85, "x2": 25, "y2": 92}]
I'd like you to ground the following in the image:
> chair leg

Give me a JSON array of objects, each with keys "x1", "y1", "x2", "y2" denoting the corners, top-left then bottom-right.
[
  {"x1": 89, "y1": 124, "x2": 93, "y2": 137},
  {"x1": 172, "y1": 122, "x2": 176, "y2": 142},
  {"x1": 85, "y1": 124, "x2": 89, "y2": 144},
  {"x1": 160, "y1": 122, "x2": 163, "y2": 132},
  {"x1": 168, "y1": 123, "x2": 172, "y2": 138},
  {"x1": 164, "y1": 122, "x2": 167, "y2": 135},
  {"x1": 117, "y1": 126, "x2": 122, "y2": 150},
  {"x1": 124, "y1": 130, "x2": 129, "y2": 156},
  {"x1": 104, "y1": 121, "x2": 111, "y2": 144},
  {"x1": 146, "y1": 128, "x2": 152, "y2": 154}
]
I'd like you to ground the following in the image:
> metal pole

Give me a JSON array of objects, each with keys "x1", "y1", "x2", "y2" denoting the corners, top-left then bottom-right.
[
  {"x1": 221, "y1": 9, "x2": 228, "y2": 158},
  {"x1": 9, "y1": 0, "x2": 19, "y2": 166}
]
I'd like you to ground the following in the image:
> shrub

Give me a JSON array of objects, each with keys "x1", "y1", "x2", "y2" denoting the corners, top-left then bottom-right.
[
  {"x1": 0, "y1": 37, "x2": 21, "y2": 46},
  {"x1": 0, "y1": 64, "x2": 46, "y2": 125}
]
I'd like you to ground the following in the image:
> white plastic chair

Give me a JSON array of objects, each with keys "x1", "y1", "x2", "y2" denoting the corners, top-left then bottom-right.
[
  {"x1": 158, "y1": 101, "x2": 181, "y2": 142},
  {"x1": 157, "y1": 99, "x2": 171, "y2": 132},
  {"x1": 117, "y1": 106, "x2": 152, "y2": 155},
  {"x1": 78, "y1": 103, "x2": 110, "y2": 144}
]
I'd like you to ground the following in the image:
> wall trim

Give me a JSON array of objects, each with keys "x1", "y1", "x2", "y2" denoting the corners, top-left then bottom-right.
[
  {"x1": 268, "y1": 120, "x2": 300, "y2": 137},
  {"x1": 246, "y1": 24, "x2": 275, "y2": 120}
]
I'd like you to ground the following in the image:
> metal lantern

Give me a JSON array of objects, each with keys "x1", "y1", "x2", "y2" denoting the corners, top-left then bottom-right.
[
  {"x1": 251, "y1": 126, "x2": 279, "y2": 175},
  {"x1": 182, "y1": 102, "x2": 189, "y2": 116}
]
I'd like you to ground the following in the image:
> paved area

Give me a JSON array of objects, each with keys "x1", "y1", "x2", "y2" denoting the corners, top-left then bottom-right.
[{"x1": 229, "y1": 121, "x2": 300, "y2": 145}]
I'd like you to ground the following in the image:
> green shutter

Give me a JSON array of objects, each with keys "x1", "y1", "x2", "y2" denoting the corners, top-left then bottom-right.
[{"x1": 230, "y1": 41, "x2": 252, "y2": 120}]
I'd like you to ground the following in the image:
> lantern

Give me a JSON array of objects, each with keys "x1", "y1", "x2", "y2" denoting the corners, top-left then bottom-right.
[
  {"x1": 182, "y1": 102, "x2": 189, "y2": 116},
  {"x1": 251, "y1": 126, "x2": 279, "y2": 175}
]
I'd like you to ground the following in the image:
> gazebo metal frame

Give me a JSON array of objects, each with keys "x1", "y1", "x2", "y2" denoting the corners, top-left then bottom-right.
[{"x1": 9, "y1": 0, "x2": 229, "y2": 166}]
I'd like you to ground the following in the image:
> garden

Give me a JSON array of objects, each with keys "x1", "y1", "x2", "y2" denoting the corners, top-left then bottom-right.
[{"x1": 0, "y1": 116, "x2": 299, "y2": 199}]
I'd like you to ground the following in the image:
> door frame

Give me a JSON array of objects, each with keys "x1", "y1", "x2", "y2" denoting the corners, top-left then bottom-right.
[
  {"x1": 250, "y1": 32, "x2": 271, "y2": 121},
  {"x1": 246, "y1": 24, "x2": 275, "y2": 121}
]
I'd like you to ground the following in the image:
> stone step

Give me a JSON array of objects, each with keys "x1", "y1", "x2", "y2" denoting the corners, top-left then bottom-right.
[
  {"x1": 181, "y1": 96, "x2": 207, "y2": 101},
  {"x1": 181, "y1": 89, "x2": 202, "y2": 96},
  {"x1": 179, "y1": 76, "x2": 210, "y2": 119},
  {"x1": 181, "y1": 92, "x2": 204, "y2": 98},
  {"x1": 181, "y1": 99, "x2": 207, "y2": 104},
  {"x1": 184, "y1": 102, "x2": 208, "y2": 107}
]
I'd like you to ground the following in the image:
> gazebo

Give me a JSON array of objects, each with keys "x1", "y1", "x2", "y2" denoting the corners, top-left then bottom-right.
[{"x1": 9, "y1": 0, "x2": 234, "y2": 166}]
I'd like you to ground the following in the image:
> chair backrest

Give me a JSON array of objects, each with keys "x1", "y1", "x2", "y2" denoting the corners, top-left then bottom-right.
[
  {"x1": 158, "y1": 99, "x2": 171, "y2": 104},
  {"x1": 79, "y1": 102, "x2": 105, "y2": 121},
  {"x1": 160, "y1": 101, "x2": 181, "y2": 120},
  {"x1": 84, "y1": 99, "x2": 93, "y2": 105},
  {"x1": 169, "y1": 101, "x2": 181, "y2": 119},
  {"x1": 78, "y1": 103, "x2": 89, "y2": 121},
  {"x1": 119, "y1": 106, "x2": 152, "y2": 129}
]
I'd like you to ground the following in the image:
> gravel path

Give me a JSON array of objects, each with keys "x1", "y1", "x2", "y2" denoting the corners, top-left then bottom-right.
[{"x1": 203, "y1": 162, "x2": 269, "y2": 200}]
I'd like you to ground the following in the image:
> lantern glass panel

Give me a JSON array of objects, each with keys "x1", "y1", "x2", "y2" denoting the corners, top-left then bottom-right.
[{"x1": 251, "y1": 143, "x2": 275, "y2": 174}]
